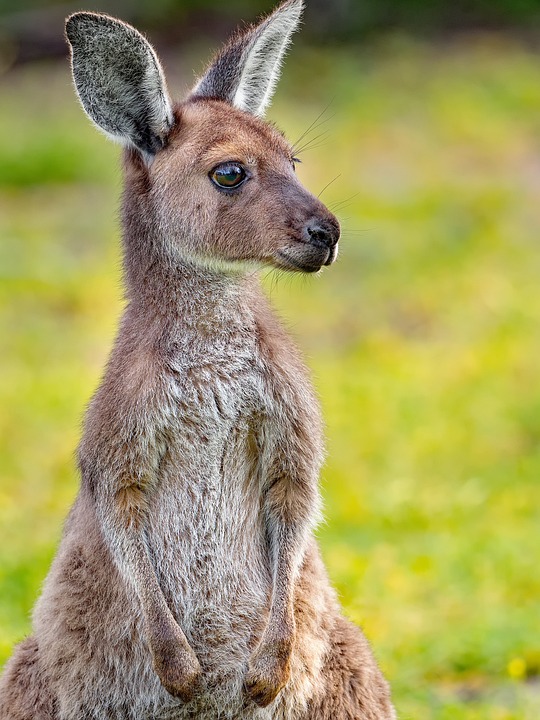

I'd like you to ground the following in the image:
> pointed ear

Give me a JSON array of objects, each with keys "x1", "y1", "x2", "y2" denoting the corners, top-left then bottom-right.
[
  {"x1": 191, "y1": 0, "x2": 303, "y2": 117},
  {"x1": 65, "y1": 12, "x2": 174, "y2": 158}
]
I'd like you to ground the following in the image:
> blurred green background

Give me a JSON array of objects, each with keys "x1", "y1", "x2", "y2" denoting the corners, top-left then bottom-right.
[{"x1": 1, "y1": 1, "x2": 540, "y2": 718}]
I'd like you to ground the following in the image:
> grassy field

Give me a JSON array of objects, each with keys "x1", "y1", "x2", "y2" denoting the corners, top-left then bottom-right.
[{"x1": 1, "y1": 35, "x2": 540, "y2": 719}]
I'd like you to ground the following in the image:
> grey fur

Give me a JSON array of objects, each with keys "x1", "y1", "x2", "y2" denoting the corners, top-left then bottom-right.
[
  {"x1": 192, "y1": 0, "x2": 304, "y2": 117},
  {"x1": 66, "y1": 12, "x2": 173, "y2": 156}
]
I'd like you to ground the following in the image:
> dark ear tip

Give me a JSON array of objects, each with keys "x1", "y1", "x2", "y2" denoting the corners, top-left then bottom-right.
[
  {"x1": 65, "y1": 12, "x2": 95, "y2": 42},
  {"x1": 65, "y1": 12, "x2": 119, "y2": 42},
  {"x1": 65, "y1": 13, "x2": 79, "y2": 41}
]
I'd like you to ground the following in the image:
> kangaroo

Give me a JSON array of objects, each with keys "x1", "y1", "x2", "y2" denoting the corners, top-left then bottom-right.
[{"x1": 0, "y1": 2, "x2": 395, "y2": 718}]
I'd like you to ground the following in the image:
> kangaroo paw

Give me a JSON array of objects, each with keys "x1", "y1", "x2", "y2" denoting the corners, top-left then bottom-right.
[
  {"x1": 153, "y1": 642, "x2": 204, "y2": 701},
  {"x1": 245, "y1": 637, "x2": 292, "y2": 707}
]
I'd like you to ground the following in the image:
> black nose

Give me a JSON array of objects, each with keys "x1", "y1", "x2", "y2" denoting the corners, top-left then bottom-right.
[{"x1": 305, "y1": 218, "x2": 340, "y2": 249}]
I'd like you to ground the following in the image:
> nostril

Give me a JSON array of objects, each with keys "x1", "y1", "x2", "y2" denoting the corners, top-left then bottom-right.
[
  {"x1": 307, "y1": 225, "x2": 325, "y2": 244},
  {"x1": 306, "y1": 221, "x2": 339, "y2": 249}
]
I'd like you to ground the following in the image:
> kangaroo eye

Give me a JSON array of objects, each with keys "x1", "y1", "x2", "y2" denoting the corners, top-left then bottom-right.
[{"x1": 210, "y1": 163, "x2": 247, "y2": 189}]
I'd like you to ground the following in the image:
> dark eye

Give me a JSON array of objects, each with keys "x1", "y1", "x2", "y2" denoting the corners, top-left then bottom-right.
[{"x1": 210, "y1": 163, "x2": 247, "y2": 189}]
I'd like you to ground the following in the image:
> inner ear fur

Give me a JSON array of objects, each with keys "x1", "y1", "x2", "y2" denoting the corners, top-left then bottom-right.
[
  {"x1": 191, "y1": 0, "x2": 304, "y2": 117},
  {"x1": 66, "y1": 12, "x2": 174, "y2": 157}
]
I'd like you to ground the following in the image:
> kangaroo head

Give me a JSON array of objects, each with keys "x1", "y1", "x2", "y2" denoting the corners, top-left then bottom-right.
[{"x1": 65, "y1": 0, "x2": 339, "y2": 275}]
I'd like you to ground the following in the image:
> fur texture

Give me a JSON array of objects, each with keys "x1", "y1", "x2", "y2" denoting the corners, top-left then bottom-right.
[
  {"x1": 0, "y1": 3, "x2": 396, "y2": 719},
  {"x1": 66, "y1": 13, "x2": 173, "y2": 155},
  {"x1": 193, "y1": 0, "x2": 304, "y2": 117}
]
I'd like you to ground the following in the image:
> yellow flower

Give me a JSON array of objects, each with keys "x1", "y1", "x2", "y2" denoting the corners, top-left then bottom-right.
[{"x1": 507, "y1": 657, "x2": 526, "y2": 680}]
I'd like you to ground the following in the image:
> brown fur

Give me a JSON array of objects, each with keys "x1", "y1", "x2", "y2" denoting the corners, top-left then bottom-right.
[{"x1": 0, "y1": 5, "x2": 395, "y2": 718}]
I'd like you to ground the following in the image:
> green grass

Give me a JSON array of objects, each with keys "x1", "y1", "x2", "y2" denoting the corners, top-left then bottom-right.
[{"x1": 1, "y1": 35, "x2": 540, "y2": 718}]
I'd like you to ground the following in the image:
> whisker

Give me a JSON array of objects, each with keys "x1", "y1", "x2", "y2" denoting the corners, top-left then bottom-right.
[
  {"x1": 329, "y1": 192, "x2": 361, "y2": 212},
  {"x1": 294, "y1": 130, "x2": 331, "y2": 156},
  {"x1": 295, "y1": 140, "x2": 331, "y2": 157},
  {"x1": 317, "y1": 174, "x2": 341, "y2": 199},
  {"x1": 295, "y1": 113, "x2": 335, "y2": 147},
  {"x1": 291, "y1": 100, "x2": 335, "y2": 152}
]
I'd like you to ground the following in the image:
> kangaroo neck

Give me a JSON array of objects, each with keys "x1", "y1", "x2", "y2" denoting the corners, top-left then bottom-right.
[{"x1": 123, "y1": 234, "x2": 258, "y2": 331}]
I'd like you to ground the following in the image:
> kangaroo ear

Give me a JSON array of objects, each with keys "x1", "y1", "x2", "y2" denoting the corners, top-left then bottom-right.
[
  {"x1": 65, "y1": 12, "x2": 174, "y2": 158},
  {"x1": 191, "y1": 0, "x2": 303, "y2": 117}
]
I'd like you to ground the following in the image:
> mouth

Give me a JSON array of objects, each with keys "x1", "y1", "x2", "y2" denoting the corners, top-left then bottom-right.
[
  {"x1": 275, "y1": 249, "x2": 328, "y2": 273},
  {"x1": 324, "y1": 244, "x2": 338, "y2": 266},
  {"x1": 274, "y1": 240, "x2": 338, "y2": 273}
]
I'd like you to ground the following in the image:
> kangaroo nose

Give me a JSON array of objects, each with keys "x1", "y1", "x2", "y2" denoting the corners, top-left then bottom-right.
[{"x1": 305, "y1": 219, "x2": 340, "y2": 249}]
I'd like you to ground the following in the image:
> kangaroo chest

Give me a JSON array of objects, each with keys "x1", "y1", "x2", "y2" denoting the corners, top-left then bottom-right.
[{"x1": 146, "y1": 329, "x2": 271, "y2": 593}]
